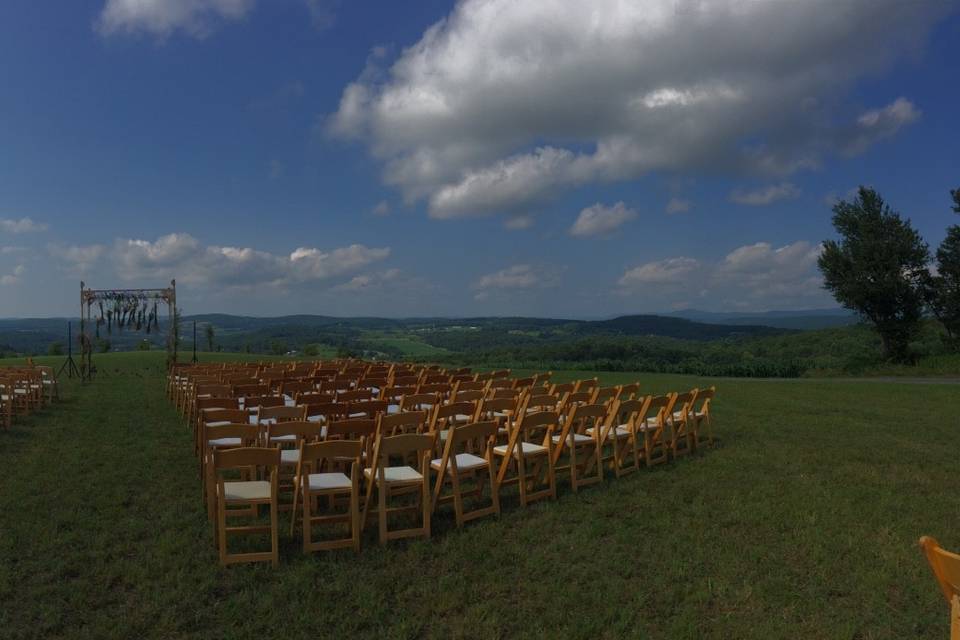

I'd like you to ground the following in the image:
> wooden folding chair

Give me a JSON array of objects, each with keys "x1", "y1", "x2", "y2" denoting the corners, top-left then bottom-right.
[
  {"x1": 399, "y1": 392, "x2": 438, "y2": 413},
  {"x1": 920, "y1": 536, "x2": 960, "y2": 640},
  {"x1": 256, "y1": 404, "x2": 307, "y2": 428},
  {"x1": 638, "y1": 395, "x2": 672, "y2": 467},
  {"x1": 617, "y1": 382, "x2": 641, "y2": 400},
  {"x1": 202, "y1": 422, "x2": 260, "y2": 519},
  {"x1": 265, "y1": 420, "x2": 322, "y2": 509},
  {"x1": 363, "y1": 434, "x2": 433, "y2": 544},
  {"x1": 593, "y1": 397, "x2": 647, "y2": 476},
  {"x1": 291, "y1": 440, "x2": 362, "y2": 552},
  {"x1": 378, "y1": 410, "x2": 428, "y2": 437},
  {"x1": 429, "y1": 400, "x2": 479, "y2": 451},
  {"x1": 494, "y1": 411, "x2": 557, "y2": 507},
  {"x1": 691, "y1": 386, "x2": 716, "y2": 447},
  {"x1": 668, "y1": 390, "x2": 698, "y2": 457},
  {"x1": 551, "y1": 403, "x2": 605, "y2": 492},
  {"x1": 431, "y1": 421, "x2": 500, "y2": 528},
  {"x1": 213, "y1": 447, "x2": 280, "y2": 567}
]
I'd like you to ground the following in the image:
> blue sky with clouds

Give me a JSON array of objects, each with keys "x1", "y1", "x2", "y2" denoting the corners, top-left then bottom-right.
[{"x1": 1, "y1": 0, "x2": 958, "y2": 318}]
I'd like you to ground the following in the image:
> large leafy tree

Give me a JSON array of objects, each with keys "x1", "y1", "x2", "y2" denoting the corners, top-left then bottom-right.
[
  {"x1": 926, "y1": 189, "x2": 960, "y2": 345},
  {"x1": 818, "y1": 187, "x2": 930, "y2": 362}
]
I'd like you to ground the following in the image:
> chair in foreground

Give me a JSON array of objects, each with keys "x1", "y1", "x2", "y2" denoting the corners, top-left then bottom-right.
[
  {"x1": 291, "y1": 440, "x2": 362, "y2": 553},
  {"x1": 431, "y1": 421, "x2": 500, "y2": 528},
  {"x1": 363, "y1": 434, "x2": 433, "y2": 544},
  {"x1": 212, "y1": 447, "x2": 280, "y2": 567},
  {"x1": 494, "y1": 410, "x2": 557, "y2": 507},
  {"x1": 919, "y1": 536, "x2": 960, "y2": 640}
]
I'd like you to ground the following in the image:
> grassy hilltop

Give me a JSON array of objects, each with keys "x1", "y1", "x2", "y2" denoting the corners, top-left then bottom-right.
[{"x1": 1, "y1": 352, "x2": 958, "y2": 638}]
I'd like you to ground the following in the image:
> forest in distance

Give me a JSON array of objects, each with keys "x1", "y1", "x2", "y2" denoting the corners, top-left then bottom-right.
[{"x1": 3, "y1": 310, "x2": 958, "y2": 378}]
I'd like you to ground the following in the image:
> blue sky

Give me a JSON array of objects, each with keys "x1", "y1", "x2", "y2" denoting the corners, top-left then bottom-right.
[{"x1": 1, "y1": 0, "x2": 958, "y2": 318}]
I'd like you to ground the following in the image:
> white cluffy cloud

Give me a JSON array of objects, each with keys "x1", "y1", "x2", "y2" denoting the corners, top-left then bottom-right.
[
  {"x1": 55, "y1": 232, "x2": 390, "y2": 288},
  {"x1": 665, "y1": 198, "x2": 691, "y2": 215},
  {"x1": 0, "y1": 265, "x2": 25, "y2": 286},
  {"x1": 730, "y1": 182, "x2": 801, "y2": 206},
  {"x1": 329, "y1": 0, "x2": 944, "y2": 220},
  {"x1": 96, "y1": 0, "x2": 338, "y2": 38},
  {"x1": 96, "y1": 0, "x2": 255, "y2": 37},
  {"x1": 1, "y1": 217, "x2": 48, "y2": 233},
  {"x1": 569, "y1": 202, "x2": 636, "y2": 237},
  {"x1": 618, "y1": 240, "x2": 827, "y2": 309}
]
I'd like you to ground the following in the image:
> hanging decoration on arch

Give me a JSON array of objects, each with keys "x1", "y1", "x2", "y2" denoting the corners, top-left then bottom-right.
[{"x1": 78, "y1": 280, "x2": 179, "y2": 380}]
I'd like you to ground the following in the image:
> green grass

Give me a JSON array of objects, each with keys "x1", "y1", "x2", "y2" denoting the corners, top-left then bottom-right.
[
  {"x1": 360, "y1": 331, "x2": 451, "y2": 357},
  {"x1": 2, "y1": 352, "x2": 958, "y2": 638}
]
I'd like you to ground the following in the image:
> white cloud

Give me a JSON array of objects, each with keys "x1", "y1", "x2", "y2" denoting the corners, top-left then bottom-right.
[
  {"x1": 0, "y1": 265, "x2": 25, "y2": 286},
  {"x1": 96, "y1": 0, "x2": 255, "y2": 38},
  {"x1": 730, "y1": 183, "x2": 800, "y2": 206},
  {"x1": 843, "y1": 97, "x2": 921, "y2": 155},
  {"x1": 475, "y1": 264, "x2": 540, "y2": 291},
  {"x1": 372, "y1": 200, "x2": 391, "y2": 216},
  {"x1": 54, "y1": 243, "x2": 106, "y2": 273},
  {"x1": 51, "y1": 233, "x2": 389, "y2": 289},
  {"x1": 665, "y1": 198, "x2": 691, "y2": 215},
  {"x1": 329, "y1": 0, "x2": 947, "y2": 220},
  {"x1": 569, "y1": 202, "x2": 637, "y2": 237},
  {"x1": 619, "y1": 257, "x2": 701, "y2": 287},
  {"x1": 504, "y1": 215, "x2": 534, "y2": 230},
  {"x1": 617, "y1": 240, "x2": 829, "y2": 309},
  {"x1": 1, "y1": 217, "x2": 48, "y2": 233},
  {"x1": 333, "y1": 268, "x2": 400, "y2": 292}
]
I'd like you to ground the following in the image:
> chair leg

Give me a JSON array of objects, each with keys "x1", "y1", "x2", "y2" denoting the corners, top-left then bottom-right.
[
  {"x1": 270, "y1": 497, "x2": 279, "y2": 568},
  {"x1": 378, "y1": 482, "x2": 388, "y2": 545},
  {"x1": 350, "y1": 485, "x2": 361, "y2": 552},
  {"x1": 301, "y1": 489, "x2": 312, "y2": 551}
]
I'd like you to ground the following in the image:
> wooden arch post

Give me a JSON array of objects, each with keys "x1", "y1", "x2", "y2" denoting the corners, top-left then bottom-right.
[{"x1": 79, "y1": 279, "x2": 178, "y2": 380}]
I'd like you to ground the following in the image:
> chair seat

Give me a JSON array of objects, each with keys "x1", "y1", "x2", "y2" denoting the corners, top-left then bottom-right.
[
  {"x1": 587, "y1": 425, "x2": 631, "y2": 439},
  {"x1": 270, "y1": 434, "x2": 297, "y2": 442},
  {"x1": 205, "y1": 420, "x2": 231, "y2": 428},
  {"x1": 636, "y1": 421, "x2": 659, "y2": 432},
  {"x1": 454, "y1": 414, "x2": 473, "y2": 422},
  {"x1": 431, "y1": 453, "x2": 488, "y2": 472},
  {"x1": 493, "y1": 442, "x2": 548, "y2": 458},
  {"x1": 208, "y1": 437, "x2": 241, "y2": 447},
  {"x1": 306, "y1": 472, "x2": 352, "y2": 492},
  {"x1": 280, "y1": 449, "x2": 299, "y2": 465},
  {"x1": 363, "y1": 466, "x2": 423, "y2": 484},
  {"x1": 223, "y1": 480, "x2": 271, "y2": 502},
  {"x1": 387, "y1": 405, "x2": 400, "y2": 414},
  {"x1": 551, "y1": 433, "x2": 594, "y2": 445}
]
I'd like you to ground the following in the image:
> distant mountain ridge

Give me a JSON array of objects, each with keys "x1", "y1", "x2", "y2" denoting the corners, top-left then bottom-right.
[{"x1": 666, "y1": 308, "x2": 857, "y2": 330}]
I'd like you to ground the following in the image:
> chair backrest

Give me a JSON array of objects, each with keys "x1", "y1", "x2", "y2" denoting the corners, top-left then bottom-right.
[
  {"x1": 563, "y1": 402, "x2": 608, "y2": 436},
  {"x1": 197, "y1": 397, "x2": 241, "y2": 414},
  {"x1": 516, "y1": 410, "x2": 559, "y2": 444},
  {"x1": 300, "y1": 439, "x2": 363, "y2": 473},
  {"x1": 617, "y1": 383, "x2": 641, "y2": 400},
  {"x1": 400, "y1": 392, "x2": 438, "y2": 412},
  {"x1": 257, "y1": 404, "x2": 308, "y2": 423},
  {"x1": 644, "y1": 395, "x2": 674, "y2": 427},
  {"x1": 476, "y1": 396, "x2": 519, "y2": 421},
  {"x1": 348, "y1": 400, "x2": 389, "y2": 419},
  {"x1": 524, "y1": 393, "x2": 562, "y2": 413},
  {"x1": 487, "y1": 378, "x2": 515, "y2": 391},
  {"x1": 205, "y1": 423, "x2": 260, "y2": 446},
  {"x1": 266, "y1": 420, "x2": 321, "y2": 444},
  {"x1": 203, "y1": 409, "x2": 248, "y2": 425},
  {"x1": 296, "y1": 391, "x2": 334, "y2": 405},
  {"x1": 454, "y1": 380, "x2": 487, "y2": 394},
  {"x1": 380, "y1": 385, "x2": 417, "y2": 403},
  {"x1": 429, "y1": 401, "x2": 478, "y2": 433},
  {"x1": 213, "y1": 446, "x2": 280, "y2": 472},
  {"x1": 305, "y1": 401, "x2": 348, "y2": 422},
  {"x1": 378, "y1": 410, "x2": 428, "y2": 436},
  {"x1": 326, "y1": 418, "x2": 377, "y2": 442},
  {"x1": 438, "y1": 421, "x2": 499, "y2": 468},
  {"x1": 234, "y1": 383, "x2": 268, "y2": 398},
  {"x1": 694, "y1": 386, "x2": 716, "y2": 415},
  {"x1": 549, "y1": 382, "x2": 575, "y2": 396},
  {"x1": 196, "y1": 383, "x2": 232, "y2": 398},
  {"x1": 574, "y1": 378, "x2": 598, "y2": 393},
  {"x1": 489, "y1": 388, "x2": 519, "y2": 400},
  {"x1": 452, "y1": 389, "x2": 484, "y2": 403},
  {"x1": 920, "y1": 536, "x2": 960, "y2": 604},
  {"x1": 373, "y1": 433, "x2": 434, "y2": 467},
  {"x1": 610, "y1": 397, "x2": 653, "y2": 430},
  {"x1": 672, "y1": 390, "x2": 698, "y2": 422},
  {"x1": 244, "y1": 395, "x2": 284, "y2": 411},
  {"x1": 591, "y1": 386, "x2": 619, "y2": 405},
  {"x1": 338, "y1": 388, "x2": 374, "y2": 403}
]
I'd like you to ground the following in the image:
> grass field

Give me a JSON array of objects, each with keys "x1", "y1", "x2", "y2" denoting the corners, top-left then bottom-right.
[{"x1": 2, "y1": 352, "x2": 958, "y2": 639}]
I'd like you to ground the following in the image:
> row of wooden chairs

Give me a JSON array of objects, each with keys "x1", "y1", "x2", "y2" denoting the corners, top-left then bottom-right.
[
  {"x1": 176, "y1": 362, "x2": 718, "y2": 566},
  {"x1": 0, "y1": 364, "x2": 59, "y2": 430}
]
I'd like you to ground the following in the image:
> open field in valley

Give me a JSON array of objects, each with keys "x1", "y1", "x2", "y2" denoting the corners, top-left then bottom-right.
[{"x1": 1, "y1": 352, "x2": 958, "y2": 639}]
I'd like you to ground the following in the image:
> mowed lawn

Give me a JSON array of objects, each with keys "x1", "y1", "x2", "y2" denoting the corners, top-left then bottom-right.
[{"x1": 1, "y1": 353, "x2": 958, "y2": 639}]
